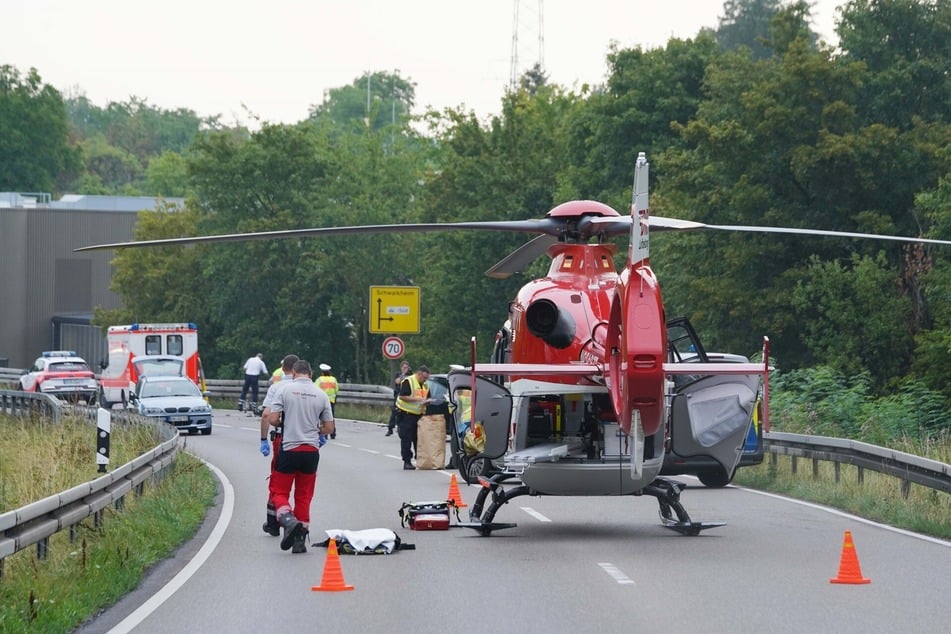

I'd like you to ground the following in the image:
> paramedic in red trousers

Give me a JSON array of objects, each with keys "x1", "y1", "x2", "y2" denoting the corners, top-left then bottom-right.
[
  {"x1": 315, "y1": 363, "x2": 339, "y2": 438},
  {"x1": 264, "y1": 359, "x2": 334, "y2": 553},
  {"x1": 395, "y1": 365, "x2": 432, "y2": 470},
  {"x1": 258, "y1": 354, "x2": 299, "y2": 537},
  {"x1": 240, "y1": 352, "x2": 268, "y2": 409}
]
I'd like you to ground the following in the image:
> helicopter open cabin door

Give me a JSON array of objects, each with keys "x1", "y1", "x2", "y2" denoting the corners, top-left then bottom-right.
[
  {"x1": 668, "y1": 373, "x2": 760, "y2": 482},
  {"x1": 447, "y1": 370, "x2": 512, "y2": 461}
]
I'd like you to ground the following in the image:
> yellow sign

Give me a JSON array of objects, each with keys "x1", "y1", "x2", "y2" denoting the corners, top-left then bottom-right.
[{"x1": 369, "y1": 286, "x2": 420, "y2": 334}]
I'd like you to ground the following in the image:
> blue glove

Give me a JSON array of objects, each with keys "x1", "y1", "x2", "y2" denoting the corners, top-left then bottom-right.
[
  {"x1": 318, "y1": 434, "x2": 328, "y2": 448},
  {"x1": 260, "y1": 439, "x2": 270, "y2": 456}
]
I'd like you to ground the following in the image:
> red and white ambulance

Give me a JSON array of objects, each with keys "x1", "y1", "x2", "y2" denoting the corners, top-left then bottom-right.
[{"x1": 99, "y1": 322, "x2": 204, "y2": 408}]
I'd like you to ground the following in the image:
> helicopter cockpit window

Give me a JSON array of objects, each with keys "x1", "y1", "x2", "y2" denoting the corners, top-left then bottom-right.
[{"x1": 666, "y1": 317, "x2": 708, "y2": 364}]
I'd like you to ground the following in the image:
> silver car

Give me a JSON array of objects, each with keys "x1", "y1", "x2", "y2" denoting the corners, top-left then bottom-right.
[{"x1": 131, "y1": 375, "x2": 213, "y2": 435}]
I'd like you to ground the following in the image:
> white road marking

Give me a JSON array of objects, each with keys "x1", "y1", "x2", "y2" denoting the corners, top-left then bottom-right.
[
  {"x1": 358, "y1": 448, "x2": 380, "y2": 455},
  {"x1": 521, "y1": 507, "x2": 552, "y2": 522},
  {"x1": 598, "y1": 563, "x2": 635, "y2": 585},
  {"x1": 107, "y1": 459, "x2": 234, "y2": 633},
  {"x1": 737, "y1": 486, "x2": 951, "y2": 547}
]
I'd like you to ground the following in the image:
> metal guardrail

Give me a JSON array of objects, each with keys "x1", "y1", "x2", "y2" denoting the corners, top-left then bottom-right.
[
  {"x1": 0, "y1": 367, "x2": 25, "y2": 387},
  {"x1": 763, "y1": 431, "x2": 951, "y2": 496},
  {"x1": 0, "y1": 367, "x2": 394, "y2": 406},
  {"x1": 0, "y1": 403, "x2": 180, "y2": 575},
  {"x1": 0, "y1": 389, "x2": 62, "y2": 422},
  {"x1": 204, "y1": 378, "x2": 394, "y2": 406}
]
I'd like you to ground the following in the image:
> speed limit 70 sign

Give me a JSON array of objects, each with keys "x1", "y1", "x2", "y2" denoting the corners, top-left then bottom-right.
[{"x1": 382, "y1": 336, "x2": 405, "y2": 360}]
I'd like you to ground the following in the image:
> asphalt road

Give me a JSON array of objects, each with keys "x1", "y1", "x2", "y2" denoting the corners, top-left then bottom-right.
[{"x1": 78, "y1": 410, "x2": 951, "y2": 634}]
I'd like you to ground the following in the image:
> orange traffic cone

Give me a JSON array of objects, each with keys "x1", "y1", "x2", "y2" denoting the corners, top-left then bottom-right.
[
  {"x1": 830, "y1": 530, "x2": 871, "y2": 584},
  {"x1": 447, "y1": 473, "x2": 467, "y2": 508},
  {"x1": 312, "y1": 538, "x2": 355, "y2": 592}
]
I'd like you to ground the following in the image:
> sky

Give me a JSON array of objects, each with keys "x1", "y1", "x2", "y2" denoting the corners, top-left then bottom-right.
[{"x1": 5, "y1": 1, "x2": 846, "y2": 128}]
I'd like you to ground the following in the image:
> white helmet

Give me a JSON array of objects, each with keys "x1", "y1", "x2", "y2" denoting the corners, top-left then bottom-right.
[{"x1": 319, "y1": 363, "x2": 331, "y2": 371}]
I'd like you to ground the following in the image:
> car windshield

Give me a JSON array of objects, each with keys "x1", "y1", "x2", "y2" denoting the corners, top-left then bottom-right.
[
  {"x1": 140, "y1": 380, "x2": 200, "y2": 399},
  {"x1": 48, "y1": 361, "x2": 90, "y2": 373},
  {"x1": 427, "y1": 377, "x2": 449, "y2": 402}
]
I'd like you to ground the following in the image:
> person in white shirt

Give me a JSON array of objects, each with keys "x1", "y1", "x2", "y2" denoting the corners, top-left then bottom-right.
[
  {"x1": 258, "y1": 354, "x2": 298, "y2": 536},
  {"x1": 240, "y1": 352, "x2": 268, "y2": 409},
  {"x1": 265, "y1": 360, "x2": 335, "y2": 553}
]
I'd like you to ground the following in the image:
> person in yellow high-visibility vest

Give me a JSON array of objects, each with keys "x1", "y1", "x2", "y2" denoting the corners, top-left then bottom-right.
[
  {"x1": 455, "y1": 389, "x2": 472, "y2": 436},
  {"x1": 315, "y1": 363, "x2": 339, "y2": 438},
  {"x1": 395, "y1": 365, "x2": 432, "y2": 470}
]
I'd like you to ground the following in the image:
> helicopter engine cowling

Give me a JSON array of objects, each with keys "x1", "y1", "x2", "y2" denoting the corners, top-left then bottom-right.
[{"x1": 525, "y1": 299, "x2": 576, "y2": 349}]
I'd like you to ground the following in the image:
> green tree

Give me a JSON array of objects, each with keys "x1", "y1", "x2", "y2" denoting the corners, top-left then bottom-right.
[
  {"x1": 181, "y1": 111, "x2": 428, "y2": 381},
  {"x1": 912, "y1": 158, "x2": 951, "y2": 397},
  {"x1": 559, "y1": 34, "x2": 720, "y2": 204},
  {"x1": 308, "y1": 71, "x2": 416, "y2": 132},
  {"x1": 837, "y1": 0, "x2": 951, "y2": 129},
  {"x1": 81, "y1": 135, "x2": 144, "y2": 193},
  {"x1": 145, "y1": 150, "x2": 189, "y2": 197},
  {"x1": 414, "y1": 84, "x2": 580, "y2": 370},
  {"x1": 655, "y1": 2, "x2": 949, "y2": 383},
  {"x1": 185, "y1": 122, "x2": 336, "y2": 376},
  {"x1": 791, "y1": 253, "x2": 914, "y2": 387},
  {"x1": 66, "y1": 93, "x2": 208, "y2": 194},
  {"x1": 96, "y1": 200, "x2": 207, "y2": 329},
  {"x1": 656, "y1": 28, "x2": 867, "y2": 365},
  {"x1": 716, "y1": 0, "x2": 786, "y2": 59},
  {"x1": 0, "y1": 65, "x2": 81, "y2": 192}
]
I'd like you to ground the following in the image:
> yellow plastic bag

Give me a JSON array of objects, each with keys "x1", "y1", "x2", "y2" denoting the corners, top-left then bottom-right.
[{"x1": 463, "y1": 421, "x2": 486, "y2": 455}]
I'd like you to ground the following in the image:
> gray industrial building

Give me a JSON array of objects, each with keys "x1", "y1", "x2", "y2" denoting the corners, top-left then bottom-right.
[{"x1": 0, "y1": 193, "x2": 184, "y2": 369}]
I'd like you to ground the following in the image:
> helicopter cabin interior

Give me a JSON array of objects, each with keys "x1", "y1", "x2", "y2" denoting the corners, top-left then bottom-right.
[{"x1": 516, "y1": 392, "x2": 642, "y2": 461}]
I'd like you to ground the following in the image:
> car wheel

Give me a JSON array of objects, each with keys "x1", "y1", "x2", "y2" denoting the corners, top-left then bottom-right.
[
  {"x1": 697, "y1": 467, "x2": 734, "y2": 488},
  {"x1": 461, "y1": 455, "x2": 492, "y2": 484},
  {"x1": 202, "y1": 427, "x2": 212, "y2": 435}
]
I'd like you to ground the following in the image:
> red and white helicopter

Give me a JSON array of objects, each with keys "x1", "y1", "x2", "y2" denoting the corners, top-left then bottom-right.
[{"x1": 79, "y1": 152, "x2": 951, "y2": 536}]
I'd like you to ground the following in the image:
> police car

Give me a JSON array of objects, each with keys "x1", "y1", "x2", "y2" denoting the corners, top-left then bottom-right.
[{"x1": 20, "y1": 351, "x2": 99, "y2": 404}]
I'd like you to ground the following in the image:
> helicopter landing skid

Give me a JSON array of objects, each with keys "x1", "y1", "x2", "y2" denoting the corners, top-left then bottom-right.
[
  {"x1": 459, "y1": 474, "x2": 528, "y2": 536},
  {"x1": 457, "y1": 521, "x2": 518, "y2": 537},
  {"x1": 644, "y1": 477, "x2": 725, "y2": 536}
]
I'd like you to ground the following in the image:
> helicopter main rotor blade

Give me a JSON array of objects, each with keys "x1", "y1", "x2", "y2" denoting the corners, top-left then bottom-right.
[
  {"x1": 590, "y1": 215, "x2": 951, "y2": 247},
  {"x1": 74, "y1": 218, "x2": 565, "y2": 252},
  {"x1": 485, "y1": 235, "x2": 560, "y2": 279}
]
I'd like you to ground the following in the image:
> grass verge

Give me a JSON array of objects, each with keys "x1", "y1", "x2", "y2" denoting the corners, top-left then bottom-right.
[
  {"x1": 0, "y1": 428, "x2": 215, "y2": 633},
  {"x1": 734, "y1": 453, "x2": 951, "y2": 540}
]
